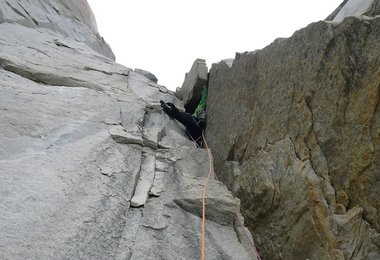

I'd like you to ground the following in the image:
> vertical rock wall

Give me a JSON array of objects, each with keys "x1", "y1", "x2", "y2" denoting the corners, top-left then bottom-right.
[
  {"x1": 206, "y1": 2, "x2": 380, "y2": 259},
  {"x1": 0, "y1": 0, "x2": 256, "y2": 259}
]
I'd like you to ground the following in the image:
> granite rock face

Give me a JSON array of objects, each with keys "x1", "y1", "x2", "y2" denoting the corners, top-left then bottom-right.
[
  {"x1": 0, "y1": 1, "x2": 255, "y2": 259},
  {"x1": 0, "y1": 0, "x2": 114, "y2": 59},
  {"x1": 206, "y1": 2, "x2": 380, "y2": 259}
]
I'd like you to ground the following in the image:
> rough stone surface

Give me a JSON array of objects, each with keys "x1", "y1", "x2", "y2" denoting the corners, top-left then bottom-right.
[
  {"x1": 206, "y1": 7, "x2": 380, "y2": 260},
  {"x1": 0, "y1": 0, "x2": 114, "y2": 59},
  {"x1": 176, "y1": 58, "x2": 208, "y2": 113},
  {"x1": 134, "y1": 68, "x2": 158, "y2": 83},
  {"x1": 0, "y1": 1, "x2": 255, "y2": 259}
]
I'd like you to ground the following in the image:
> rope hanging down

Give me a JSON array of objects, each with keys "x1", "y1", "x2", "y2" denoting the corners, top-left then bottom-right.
[
  {"x1": 200, "y1": 131, "x2": 262, "y2": 260},
  {"x1": 165, "y1": 103, "x2": 261, "y2": 259}
]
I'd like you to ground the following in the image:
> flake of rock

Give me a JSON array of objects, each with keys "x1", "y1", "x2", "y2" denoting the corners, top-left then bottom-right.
[
  {"x1": 109, "y1": 125, "x2": 143, "y2": 145},
  {"x1": 130, "y1": 150, "x2": 156, "y2": 207},
  {"x1": 150, "y1": 171, "x2": 167, "y2": 196}
]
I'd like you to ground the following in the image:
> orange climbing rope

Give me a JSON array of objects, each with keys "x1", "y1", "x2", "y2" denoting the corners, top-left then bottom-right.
[{"x1": 165, "y1": 107, "x2": 261, "y2": 259}]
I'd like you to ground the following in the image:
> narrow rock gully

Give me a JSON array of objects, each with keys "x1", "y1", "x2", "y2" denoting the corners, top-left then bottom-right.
[{"x1": 109, "y1": 71, "x2": 259, "y2": 259}]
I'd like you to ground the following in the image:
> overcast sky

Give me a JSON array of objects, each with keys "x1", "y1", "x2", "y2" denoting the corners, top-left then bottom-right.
[{"x1": 87, "y1": 0, "x2": 343, "y2": 91}]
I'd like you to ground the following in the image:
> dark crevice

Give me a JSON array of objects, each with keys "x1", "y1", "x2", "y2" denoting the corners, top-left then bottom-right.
[
  {"x1": 289, "y1": 136, "x2": 304, "y2": 162},
  {"x1": 5, "y1": 1, "x2": 26, "y2": 18},
  {"x1": 30, "y1": 17, "x2": 38, "y2": 26},
  {"x1": 370, "y1": 83, "x2": 380, "y2": 142},
  {"x1": 27, "y1": 46, "x2": 51, "y2": 58},
  {"x1": 54, "y1": 40, "x2": 74, "y2": 49},
  {"x1": 84, "y1": 66, "x2": 129, "y2": 77},
  {"x1": 226, "y1": 143, "x2": 236, "y2": 162},
  {"x1": 240, "y1": 125, "x2": 254, "y2": 163},
  {"x1": 0, "y1": 59, "x2": 45, "y2": 85},
  {"x1": 52, "y1": 6, "x2": 60, "y2": 15},
  {"x1": 18, "y1": 2, "x2": 38, "y2": 26}
]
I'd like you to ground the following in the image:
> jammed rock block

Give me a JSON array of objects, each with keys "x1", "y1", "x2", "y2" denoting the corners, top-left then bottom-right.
[
  {"x1": 173, "y1": 176, "x2": 240, "y2": 226},
  {"x1": 176, "y1": 58, "x2": 208, "y2": 113}
]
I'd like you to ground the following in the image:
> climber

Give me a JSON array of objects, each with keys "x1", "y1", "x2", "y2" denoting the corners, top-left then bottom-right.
[{"x1": 160, "y1": 88, "x2": 208, "y2": 146}]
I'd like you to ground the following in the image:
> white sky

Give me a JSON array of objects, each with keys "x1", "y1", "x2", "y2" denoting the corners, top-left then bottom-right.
[{"x1": 87, "y1": 0, "x2": 343, "y2": 90}]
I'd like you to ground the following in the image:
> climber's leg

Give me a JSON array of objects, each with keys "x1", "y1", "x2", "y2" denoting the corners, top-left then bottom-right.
[{"x1": 160, "y1": 100, "x2": 203, "y2": 142}]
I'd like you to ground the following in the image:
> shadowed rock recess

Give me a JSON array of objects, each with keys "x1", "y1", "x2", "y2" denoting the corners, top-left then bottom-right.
[
  {"x1": 0, "y1": 0, "x2": 255, "y2": 259},
  {"x1": 205, "y1": 1, "x2": 380, "y2": 259}
]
